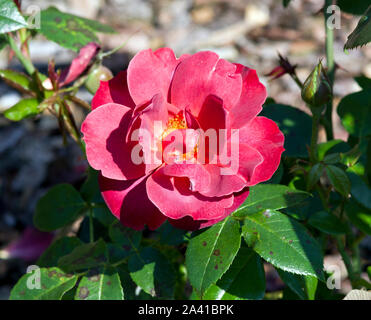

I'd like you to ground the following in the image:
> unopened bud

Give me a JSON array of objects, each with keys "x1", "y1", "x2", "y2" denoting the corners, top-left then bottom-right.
[
  {"x1": 301, "y1": 60, "x2": 332, "y2": 107},
  {"x1": 265, "y1": 53, "x2": 297, "y2": 80},
  {"x1": 85, "y1": 65, "x2": 113, "y2": 94}
]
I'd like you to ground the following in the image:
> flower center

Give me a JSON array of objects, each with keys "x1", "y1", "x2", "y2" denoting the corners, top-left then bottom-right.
[
  {"x1": 160, "y1": 113, "x2": 187, "y2": 140},
  {"x1": 159, "y1": 113, "x2": 198, "y2": 163}
]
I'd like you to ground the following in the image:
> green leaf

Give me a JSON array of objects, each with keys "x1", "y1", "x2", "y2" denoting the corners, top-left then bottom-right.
[
  {"x1": 233, "y1": 184, "x2": 310, "y2": 218},
  {"x1": 260, "y1": 104, "x2": 312, "y2": 157},
  {"x1": 324, "y1": 153, "x2": 341, "y2": 164},
  {"x1": 277, "y1": 269, "x2": 317, "y2": 300},
  {"x1": 0, "y1": 69, "x2": 37, "y2": 94},
  {"x1": 317, "y1": 140, "x2": 346, "y2": 160},
  {"x1": 106, "y1": 243, "x2": 129, "y2": 264},
  {"x1": 307, "y1": 163, "x2": 325, "y2": 190},
  {"x1": 284, "y1": 192, "x2": 324, "y2": 221},
  {"x1": 307, "y1": 211, "x2": 348, "y2": 235},
  {"x1": 109, "y1": 221, "x2": 141, "y2": 254},
  {"x1": 37, "y1": 237, "x2": 83, "y2": 267},
  {"x1": 157, "y1": 221, "x2": 187, "y2": 246},
  {"x1": 61, "y1": 286, "x2": 77, "y2": 300},
  {"x1": 92, "y1": 206, "x2": 116, "y2": 227},
  {"x1": 128, "y1": 247, "x2": 176, "y2": 298},
  {"x1": 79, "y1": 168, "x2": 100, "y2": 201},
  {"x1": 0, "y1": 0, "x2": 27, "y2": 34},
  {"x1": 347, "y1": 171, "x2": 371, "y2": 210},
  {"x1": 80, "y1": 168, "x2": 116, "y2": 226},
  {"x1": 58, "y1": 239, "x2": 107, "y2": 272},
  {"x1": 34, "y1": 184, "x2": 86, "y2": 232},
  {"x1": 117, "y1": 264, "x2": 154, "y2": 300},
  {"x1": 325, "y1": 165, "x2": 351, "y2": 197},
  {"x1": 75, "y1": 266, "x2": 123, "y2": 300},
  {"x1": 338, "y1": 0, "x2": 370, "y2": 15},
  {"x1": 4, "y1": 98, "x2": 41, "y2": 121},
  {"x1": 337, "y1": 90, "x2": 371, "y2": 137},
  {"x1": 344, "y1": 5, "x2": 371, "y2": 50},
  {"x1": 242, "y1": 210, "x2": 324, "y2": 279},
  {"x1": 345, "y1": 200, "x2": 371, "y2": 235},
  {"x1": 202, "y1": 247, "x2": 265, "y2": 300},
  {"x1": 10, "y1": 267, "x2": 78, "y2": 300},
  {"x1": 354, "y1": 75, "x2": 371, "y2": 90},
  {"x1": 40, "y1": 7, "x2": 114, "y2": 51},
  {"x1": 185, "y1": 217, "x2": 241, "y2": 296}
]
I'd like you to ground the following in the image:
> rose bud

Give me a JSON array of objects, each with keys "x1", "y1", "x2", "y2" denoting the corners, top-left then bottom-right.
[
  {"x1": 265, "y1": 66, "x2": 287, "y2": 80},
  {"x1": 266, "y1": 53, "x2": 297, "y2": 80},
  {"x1": 301, "y1": 60, "x2": 332, "y2": 108},
  {"x1": 85, "y1": 65, "x2": 113, "y2": 94},
  {"x1": 43, "y1": 42, "x2": 100, "y2": 90}
]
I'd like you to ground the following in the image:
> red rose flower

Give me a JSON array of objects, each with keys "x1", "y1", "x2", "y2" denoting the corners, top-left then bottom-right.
[{"x1": 81, "y1": 48, "x2": 284, "y2": 231}]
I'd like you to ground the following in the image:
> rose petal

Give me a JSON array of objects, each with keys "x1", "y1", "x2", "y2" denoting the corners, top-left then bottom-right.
[
  {"x1": 60, "y1": 42, "x2": 100, "y2": 87},
  {"x1": 170, "y1": 51, "x2": 242, "y2": 116},
  {"x1": 127, "y1": 48, "x2": 183, "y2": 105},
  {"x1": 194, "y1": 142, "x2": 263, "y2": 197},
  {"x1": 228, "y1": 64, "x2": 267, "y2": 128},
  {"x1": 81, "y1": 103, "x2": 145, "y2": 180},
  {"x1": 146, "y1": 167, "x2": 234, "y2": 221},
  {"x1": 197, "y1": 94, "x2": 226, "y2": 132},
  {"x1": 99, "y1": 174, "x2": 166, "y2": 230},
  {"x1": 135, "y1": 94, "x2": 170, "y2": 173},
  {"x1": 162, "y1": 163, "x2": 246, "y2": 198},
  {"x1": 168, "y1": 187, "x2": 249, "y2": 230},
  {"x1": 238, "y1": 116, "x2": 285, "y2": 185},
  {"x1": 196, "y1": 94, "x2": 227, "y2": 163},
  {"x1": 91, "y1": 70, "x2": 135, "y2": 110}
]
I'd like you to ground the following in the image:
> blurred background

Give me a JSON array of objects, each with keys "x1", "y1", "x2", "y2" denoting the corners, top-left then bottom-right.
[{"x1": 0, "y1": 0, "x2": 370, "y2": 299}]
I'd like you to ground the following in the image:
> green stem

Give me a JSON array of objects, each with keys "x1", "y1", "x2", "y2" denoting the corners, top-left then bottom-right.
[
  {"x1": 351, "y1": 232, "x2": 365, "y2": 277},
  {"x1": 7, "y1": 34, "x2": 35, "y2": 75},
  {"x1": 88, "y1": 207, "x2": 94, "y2": 243},
  {"x1": 291, "y1": 73, "x2": 303, "y2": 89},
  {"x1": 310, "y1": 109, "x2": 320, "y2": 163},
  {"x1": 111, "y1": 257, "x2": 129, "y2": 268},
  {"x1": 324, "y1": 0, "x2": 335, "y2": 141},
  {"x1": 59, "y1": 99, "x2": 86, "y2": 153},
  {"x1": 352, "y1": 243, "x2": 361, "y2": 276},
  {"x1": 315, "y1": 184, "x2": 329, "y2": 211},
  {"x1": 336, "y1": 236, "x2": 356, "y2": 286},
  {"x1": 353, "y1": 232, "x2": 366, "y2": 247}
]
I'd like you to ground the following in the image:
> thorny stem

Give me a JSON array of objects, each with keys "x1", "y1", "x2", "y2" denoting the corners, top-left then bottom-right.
[
  {"x1": 323, "y1": 0, "x2": 367, "y2": 290},
  {"x1": 59, "y1": 99, "x2": 85, "y2": 152},
  {"x1": 7, "y1": 33, "x2": 35, "y2": 75}
]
